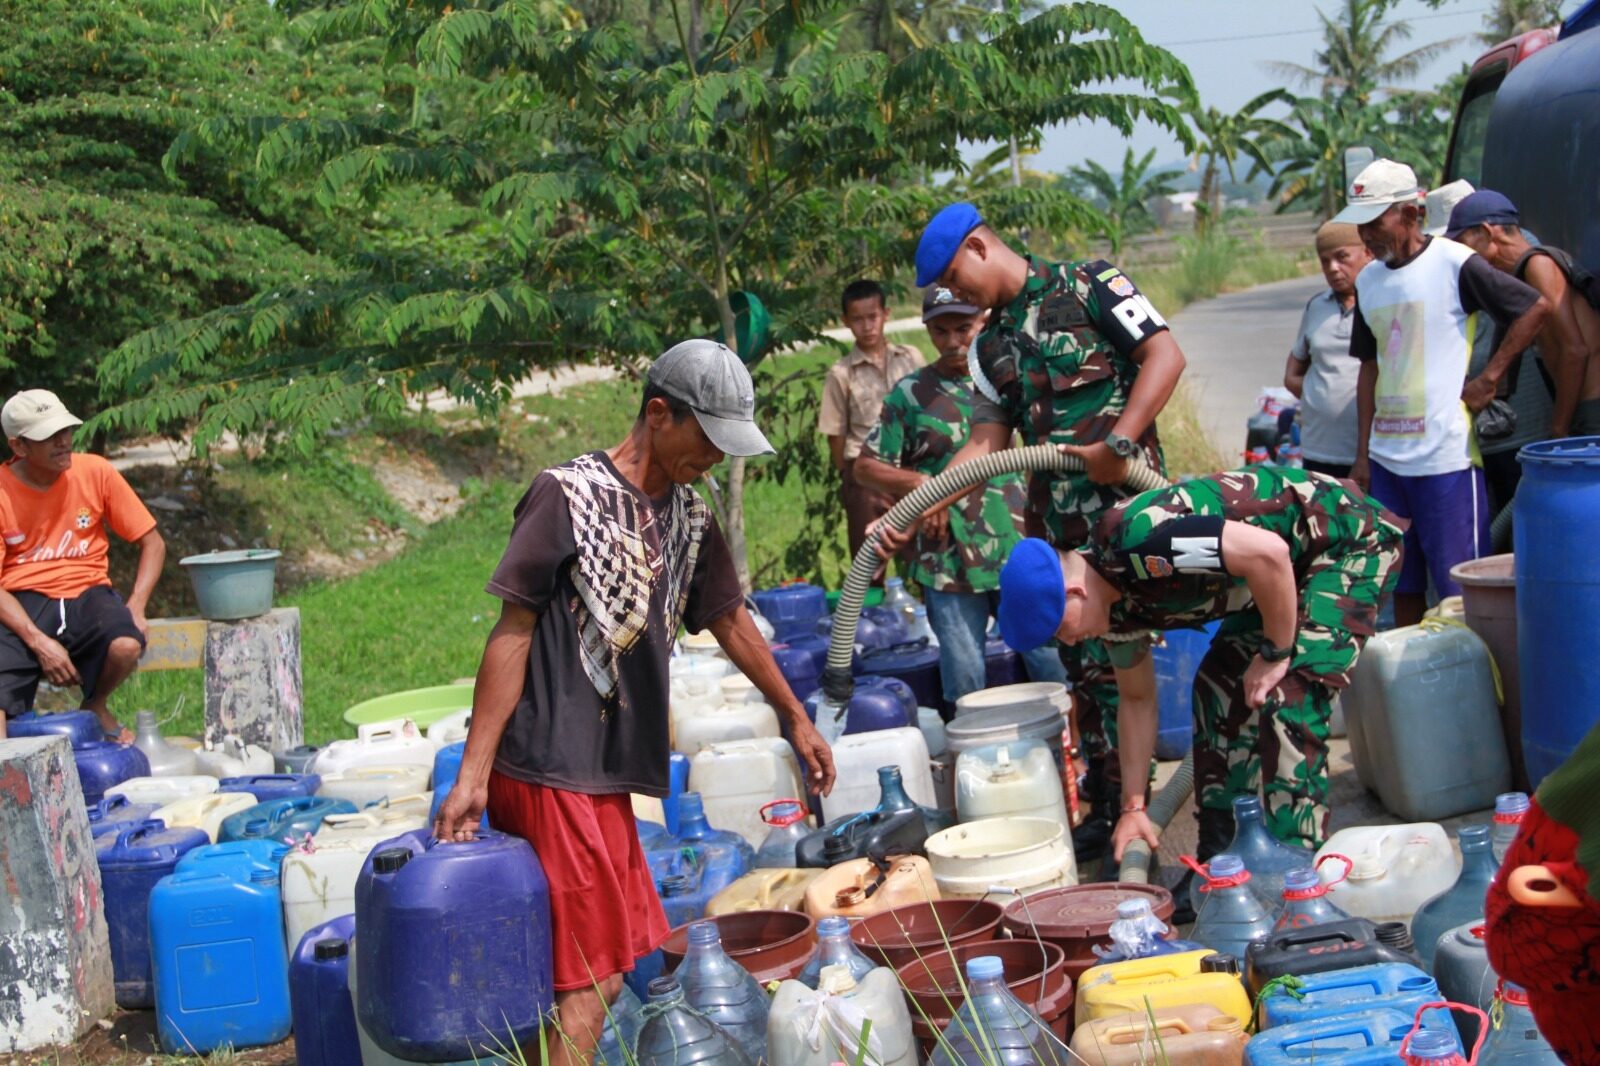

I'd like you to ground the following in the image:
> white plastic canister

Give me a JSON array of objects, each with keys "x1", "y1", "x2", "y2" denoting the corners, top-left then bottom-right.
[
  {"x1": 767, "y1": 965, "x2": 917, "y2": 1066},
  {"x1": 107, "y1": 774, "x2": 219, "y2": 808},
  {"x1": 192, "y1": 736, "x2": 274, "y2": 779},
  {"x1": 316, "y1": 766, "x2": 432, "y2": 809},
  {"x1": 311, "y1": 718, "x2": 434, "y2": 779},
  {"x1": 673, "y1": 700, "x2": 782, "y2": 755},
  {"x1": 688, "y1": 739, "x2": 808, "y2": 848},
  {"x1": 287, "y1": 805, "x2": 430, "y2": 949},
  {"x1": 1315, "y1": 822, "x2": 1459, "y2": 923},
  {"x1": 425, "y1": 711, "x2": 471, "y2": 750},
  {"x1": 153, "y1": 791, "x2": 259, "y2": 843},
  {"x1": 821, "y1": 727, "x2": 936, "y2": 821},
  {"x1": 925, "y1": 816, "x2": 1078, "y2": 899},
  {"x1": 955, "y1": 740, "x2": 1069, "y2": 829}
]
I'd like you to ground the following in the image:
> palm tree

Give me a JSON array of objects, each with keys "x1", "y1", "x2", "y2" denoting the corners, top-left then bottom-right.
[
  {"x1": 1266, "y1": 0, "x2": 1465, "y2": 107},
  {"x1": 1480, "y1": 0, "x2": 1564, "y2": 43},
  {"x1": 1255, "y1": 96, "x2": 1383, "y2": 219},
  {"x1": 1066, "y1": 147, "x2": 1182, "y2": 252},
  {"x1": 1187, "y1": 89, "x2": 1294, "y2": 232}
]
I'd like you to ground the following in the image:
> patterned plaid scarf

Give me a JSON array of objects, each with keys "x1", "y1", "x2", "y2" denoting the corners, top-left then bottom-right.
[{"x1": 547, "y1": 453, "x2": 708, "y2": 715}]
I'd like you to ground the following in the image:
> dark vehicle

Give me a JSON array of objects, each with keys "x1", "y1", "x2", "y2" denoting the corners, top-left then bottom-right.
[{"x1": 1443, "y1": 0, "x2": 1600, "y2": 272}]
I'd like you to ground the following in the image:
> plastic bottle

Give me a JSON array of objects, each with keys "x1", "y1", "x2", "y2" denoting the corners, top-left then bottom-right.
[
  {"x1": 133, "y1": 711, "x2": 199, "y2": 777},
  {"x1": 1225, "y1": 794, "x2": 1314, "y2": 907},
  {"x1": 1479, "y1": 983, "x2": 1563, "y2": 1064},
  {"x1": 675, "y1": 920, "x2": 770, "y2": 1063},
  {"x1": 635, "y1": 976, "x2": 754, "y2": 1066},
  {"x1": 1491, "y1": 792, "x2": 1530, "y2": 865},
  {"x1": 929, "y1": 955, "x2": 1069, "y2": 1066},
  {"x1": 882, "y1": 577, "x2": 918, "y2": 630},
  {"x1": 1187, "y1": 854, "x2": 1274, "y2": 961},
  {"x1": 1091, "y1": 898, "x2": 1205, "y2": 964},
  {"x1": 1403, "y1": 1028, "x2": 1469, "y2": 1064},
  {"x1": 796, "y1": 916, "x2": 876, "y2": 989},
  {"x1": 1411, "y1": 824, "x2": 1499, "y2": 972},
  {"x1": 908, "y1": 605, "x2": 939, "y2": 648},
  {"x1": 1274, "y1": 864, "x2": 1353, "y2": 930},
  {"x1": 754, "y1": 800, "x2": 810, "y2": 868},
  {"x1": 594, "y1": 984, "x2": 643, "y2": 1066}
]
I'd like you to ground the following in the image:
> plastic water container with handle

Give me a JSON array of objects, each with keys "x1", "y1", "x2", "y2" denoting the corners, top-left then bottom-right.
[
  {"x1": 218, "y1": 773, "x2": 320, "y2": 802},
  {"x1": 193, "y1": 734, "x2": 274, "y2": 778},
  {"x1": 426, "y1": 709, "x2": 471, "y2": 749},
  {"x1": 1076, "y1": 950, "x2": 1254, "y2": 1027},
  {"x1": 317, "y1": 765, "x2": 432, "y2": 808},
  {"x1": 106, "y1": 773, "x2": 216, "y2": 809},
  {"x1": 1072, "y1": 1004, "x2": 1247, "y2": 1066},
  {"x1": 822, "y1": 728, "x2": 936, "y2": 820},
  {"x1": 312, "y1": 718, "x2": 435, "y2": 778},
  {"x1": 152, "y1": 791, "x2": 259, "y2": 843},
  {"x1": 290, "y1": 915, "x2": 363, "y2": 1066},
  {"x1": 218, "y1": 795, "x2": 359, "y2": 843},
  {"x1": 1257, "y1": 963, "x2": 1460, "y2": 1034},
  {"x1": 133, "y1": 710, "x2": 199, "y2": 776},
  {"x1": 955, "y1": 739, "x2": 1069, "y2": 828},
  {"x1": 1242, "y1": 1007, "x2": 1424, "y2": 1066},
  {"x1": 1315, "y1": 823, "x2": 1459, "y2": 923},
  {"x1": 9, "y1": 708, "x2": 103, "y2": 748},
  {"x1": 96, "y1": 820, "x2": 211, "y2": 1008},
  {"x1": 676, "y1": 696, "x2": 782, "y2": 755},
  {"x1": 73, "y1": 742, "x2": 151, "y2": 806},
  {"x1": 767, "y1": 964, "x2": 917, "y2": 1066},
  {"x1": 284, "y1": 803, "x2": 431, "y2": 950},
  {"x1": 1245, "y1": 917, "x2": 1423, "y2": 996},
  {"x1": 86, "y1": 794, "x2": 161, "y2": 840},
  {"x1": 690, "y1": 738, "x2": 807, "y2": 848}
]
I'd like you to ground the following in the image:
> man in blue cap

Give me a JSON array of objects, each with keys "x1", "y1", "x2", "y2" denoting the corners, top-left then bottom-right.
[{"x1": 881, "y1": 200, "x2": 1189, "y2": 861}]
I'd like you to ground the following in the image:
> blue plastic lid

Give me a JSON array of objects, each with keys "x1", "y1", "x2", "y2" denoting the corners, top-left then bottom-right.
[
  {"x1": 1495, "y1": 792, "x2": 1530, "y2": 816},
  {"x1": 1209, "y1": 854, "x2": 1245, "y2": 878},
  {"x1": 966, "y1": 956, "x2": 1004, "y2": 981},
  {"x1": 1282, "y1": 866, "x2": 1321, "y2": 892},
  {"x1": 1519, "y1": 436, "x2": 1600, "y2": 465},
  {"x1": 1115, "y1": 898, "x2": 1153, "y2": 918},
  {"x1": 1407, "y1": 1029, "x2": 1461, "y2": 1059},
  {"x1": 817, "y1": 916, "x2": 850, "y2": 937}
]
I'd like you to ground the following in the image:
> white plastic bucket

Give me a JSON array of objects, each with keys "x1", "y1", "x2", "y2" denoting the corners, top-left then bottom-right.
[{"x1": 925, "y1": 816, "x2": 1078, "y2": 899}]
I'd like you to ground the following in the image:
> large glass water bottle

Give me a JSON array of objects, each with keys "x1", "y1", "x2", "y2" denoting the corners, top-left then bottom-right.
[
  {"x1": 1412, "y1": 824, "x2": 1499, "y2": 972},
  {"x1": 1225, "y1": 794, "x2": 1314, "y2": 907},
  {"x1": 675, "y1": 921, "x2": 770, "y2": 1064},
  {"x1": 929, "y1": 956, "x2": 1067, "y2": 1066},
  {"x1": 1187, "y1": 854, "x2": 1274, "y2": 960},
  {"x1": 635, "y1": 976, "x2": 753, "y2": 1066},
  {"x1": 1490, "y1": 792, "x2": 1530, "y2": 865},
  {"x1": 1478, "y1": 983, "x2": 1563, "y2": 1064},
  {"x1": 1274, "y1": 864, "x2": 1352, "y2": 930},
  {"x1": 797, "y1": 916, "x2": 876, "y2": 989}
]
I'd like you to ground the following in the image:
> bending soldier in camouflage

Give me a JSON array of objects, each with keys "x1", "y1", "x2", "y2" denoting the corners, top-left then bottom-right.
[
  {"x1": 882, "y1": 201, "x2": 1188, "y2": 859},
  {"x1": 997, "y1": 467, "x2": 1404, "y2": 854}
]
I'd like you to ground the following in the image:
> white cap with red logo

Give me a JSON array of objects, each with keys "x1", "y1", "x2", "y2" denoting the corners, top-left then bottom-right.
[
  {"x1": 1332, "y1": 159, "x2": 1424, "y2": 226},
  {"x1": 2, "y1": 389, "x2": 83, "y2": 443}
]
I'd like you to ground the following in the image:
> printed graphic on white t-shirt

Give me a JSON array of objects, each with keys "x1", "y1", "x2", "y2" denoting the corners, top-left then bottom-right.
[{"x1": 1368, "y1": 300, "x2": 1428, "y2": 439}]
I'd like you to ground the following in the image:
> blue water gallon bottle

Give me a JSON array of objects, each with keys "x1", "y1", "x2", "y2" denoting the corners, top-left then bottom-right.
[
  {"x1": 636, "y1": 976, "x2": 754, "y2": 1066},
  {"x1": 1411, "y1": 825, "x2": 1498, "y2": 973},
  {"x1": 1478, "y1": 983, "x2": 1562, "y2": 1064},
  {"x1": 930, "y1": 955, "x2": 1065, "y2": 1065},
  {"x1": 1490, "y1": 792, "x2": 1529, "y2": 864},
  {"x1": 290, "y1": 914, "x2": 362, "y2": 1066},
  {"x1": 675, "y1": 791, "x2": 756, "y2": 869},
  {"x1": 1273, "y1": 864, "x2": 1353, "y2": 930},
  {"x1": 95, "y1": 820, "x2": 210, "y2": 1008},
  {"x1": 675, "y1": 920, "x2": 770, "y2": 1063},
  {"x1": 1225, "y1": 794, "x2": 1314, "y2": 907},
  {"x1": 354, "y1": 828, "x2": 553, "y2": 1061},
  {"x1": 1187, "y1": 854, "x2": 1275, "y2": 961},
  {"x1": 218, "y1": 773, "x2": 321, "y2": 802},
  {"x1": 176, "y1": 837, "x2": 291, "y2": 877}
]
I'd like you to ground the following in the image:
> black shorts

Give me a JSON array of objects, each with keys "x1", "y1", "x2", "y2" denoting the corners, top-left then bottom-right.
[{"x1": 0, "y1": 586, "x2": 147, "y2": 717}]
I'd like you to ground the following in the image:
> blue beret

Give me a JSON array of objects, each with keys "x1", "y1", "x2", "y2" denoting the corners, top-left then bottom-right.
[
  {"x1": 998, "y1": 538, "x2": 1065, "y2": 653},
  {"x1": 915, "y1": 203, "x2": 983, "y2": 287}
]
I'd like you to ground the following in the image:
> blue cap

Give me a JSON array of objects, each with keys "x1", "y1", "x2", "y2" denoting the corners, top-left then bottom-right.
[
  {"x1": 998, "y1": 538, "x2": 1065, "y2": 653},
  {"x1": 915, "y1": 202, "x2": 983, "y2": 287},
  {"x1": 1445, "y1": 189, "x2": 1519, "y2": 238},
  {"x1": 966, "y1": 955, "x2": 1004, "y2": 981},
  {"x1": 1406, "y1": 1029, "x2": 1461, "y2": 1059}
]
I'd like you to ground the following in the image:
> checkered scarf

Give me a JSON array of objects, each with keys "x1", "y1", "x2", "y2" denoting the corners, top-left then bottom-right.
[{"x1": 547, "y1": 453, "x2": 708, "y2": 715}]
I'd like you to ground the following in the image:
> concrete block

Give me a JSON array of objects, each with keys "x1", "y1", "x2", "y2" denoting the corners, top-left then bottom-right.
[
  {"x1": 0, "y1": 735, "x2": 115, "y2": 1051},
  {"x1": 203, "y1": 607, "x2": 304, "y2": 753},
  {"x1": 139, "y1": 616, "x2": 206, "y2": 671}
]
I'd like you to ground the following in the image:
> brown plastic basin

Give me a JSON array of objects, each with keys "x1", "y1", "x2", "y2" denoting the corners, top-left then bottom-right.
[
  {"x1": 896, "y1": 938, "x2": 1073, "y2": 1052},
  {"x1": 849, "y1": 899, "x2": 1005, "y2": 970},
  {"x1": 1000, "y1": 883, "x2": 1175, "y2": 983},
  {"x1": 660, "y1": 910, "x2": 816, "y2": 983}
]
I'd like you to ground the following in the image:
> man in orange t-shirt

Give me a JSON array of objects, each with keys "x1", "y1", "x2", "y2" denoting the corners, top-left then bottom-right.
[{"x1": 0, "y1": 390, "x2": 165, "y2": 742}]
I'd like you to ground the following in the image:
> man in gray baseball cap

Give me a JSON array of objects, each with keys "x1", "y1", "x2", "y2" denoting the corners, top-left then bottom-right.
[{"x1": 433, "y1": 339, "x2": 831, "y2": 1065}]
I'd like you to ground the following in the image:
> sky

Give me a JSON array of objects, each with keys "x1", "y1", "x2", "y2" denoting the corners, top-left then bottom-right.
[{"x1": 1018, "y1": 0, "x2": 1583, "y2": 175}]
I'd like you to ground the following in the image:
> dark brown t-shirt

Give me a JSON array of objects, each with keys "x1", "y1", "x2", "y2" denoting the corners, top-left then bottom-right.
[{"x1": 486, "y1": 451, "x2": 743, "y2": 796}]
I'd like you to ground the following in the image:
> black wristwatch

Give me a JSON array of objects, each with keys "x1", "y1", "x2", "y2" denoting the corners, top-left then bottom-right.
[
  {"x1": 1105, "y1": 433, "x2": 1138, "y2": 458},
  {"x1": 1258, "y1": 638, "x2": 1294, "y2": 663}
]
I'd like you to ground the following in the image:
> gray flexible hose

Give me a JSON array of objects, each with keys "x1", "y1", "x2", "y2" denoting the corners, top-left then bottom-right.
[
  {"x1": 1490, "y1": 499, "x2": 1513, "y2": 552},
  {"x1": 1117, "y1": 751, "x2": 1194, "y2": 883}
]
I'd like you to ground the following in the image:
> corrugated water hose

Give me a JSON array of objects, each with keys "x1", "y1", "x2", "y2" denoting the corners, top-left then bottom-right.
[{"x1": 816, "y1": 443, "x2": 1192, "y2": 883}]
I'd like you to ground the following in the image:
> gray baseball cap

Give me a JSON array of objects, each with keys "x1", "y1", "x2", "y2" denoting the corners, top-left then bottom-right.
[{"x1": 646, "y1": 340, "x2": 775, "y2": 457}]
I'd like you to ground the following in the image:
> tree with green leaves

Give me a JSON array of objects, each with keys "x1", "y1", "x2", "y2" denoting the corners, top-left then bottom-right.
[
  {"x1": 96, "y1": 0, "x2": 1192, "y2": 586},
  {"x1": 1266, "y1": 0, "x2": 1464, "y2": 107},
  {"x1": 1066, "y1": 146, "x2": 1182, "y2": 252},
  {"x1": 1186, "y1": 90, "x2": 1293, "y2": 232}
]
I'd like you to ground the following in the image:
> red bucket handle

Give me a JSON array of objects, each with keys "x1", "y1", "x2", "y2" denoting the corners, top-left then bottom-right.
[{"x1": 1398, "y1": 1001, "x2": 1488, "y2": 1064}]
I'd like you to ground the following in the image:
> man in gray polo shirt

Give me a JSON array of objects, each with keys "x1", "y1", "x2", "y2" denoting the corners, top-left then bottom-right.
[{"x1": 1285, "y1": 221, "x2": 1371, "y2": 478}]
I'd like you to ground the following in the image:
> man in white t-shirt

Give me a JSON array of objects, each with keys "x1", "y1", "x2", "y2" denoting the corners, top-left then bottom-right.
[
  {"x1": 1284, "y1": 221, "x2": 1372, "y2": 477},
  {"x1": 1337, "y1": 160, "x2": 1549, "y2": 625}
]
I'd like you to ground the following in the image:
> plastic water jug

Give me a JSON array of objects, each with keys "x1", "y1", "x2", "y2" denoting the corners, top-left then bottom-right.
[
  {"x1": 290, "y1": 915, "x2": 363, "y2": 1066},
  {"x1": 312, "y1": 718, "x2": 435, "y2": 779},
  {"x1": 86, "y1": 794, "x2": 160, "y2": 839},
  {"x1": 676, "y1": 791, "x2": 757, "y2": 868},
  {"x1": 852, "y1": 604, "x2": 911, "y2": 653},
  {"x1": 1344, "y1": 623, "x2": 1511, "y2": 819},
  {"x1": 429, "y1": 741, "x2": 486, "y2": 829},
  {"x1": 148, "y1": 863, "x2": 293, "y2": 1052},
  {"x1": 797, "y1": 766, "x2": 932, "y2": 868},
  {"x1": 106, "y1": 772, "x2": 215, "y2": 809},
  {"x1": 955, "y1": 740, "x2": 1068, "y2": 828},
  {"x1": 882, "y1": 575, "x2": 917, "y2": 621},
  {"x1": 1243, "y1": 1007, "x2": 1421, "y2": 1065},
  {"x1": 1076, "y1": 950, "x2": 1254, "y2": 1027},
  {"x1": 676, "y1": 920, "x2": 771, "y2": 1062},
  {"x1": 219, "y1": 795, "x2": 359, "y2": 844},
  {"x1": 930, "y1": 955, "x2": 1070, "y2": 1065},
  {"x1": 754, "y1": 800, "x2": 811, "y2": 868},
  {"x1": 10, "y1": 708, "x2": 103, "y2": 747},
  {"x1": 772, "y1": 644, "x2": 822, "y2": 703},
  {"x1": 1274, "y1": 863, "x2": 1352, "y2": 929},
  {"x1": 803, "y1": 855, "x2": 939, "y2": 920},
  {"x1": 193, "y1": 734, "x2": 275, "y2": 779},
  {"x1": 284, "y1": 807, "x2": 431, "y2": 950},
  {"x1": 822, "y1": 728, "x2": 935, "y2": 820},
  {"x1": 317, "y1": 764, "x2": 431, "y2": 808},
  {"x1": 796, "y1": 916, "x2": 876, "y2": 988},
  {"x1": 651, "y1": 841, "x2": 751, "y2": 927},
  {"x1": 1491, "y1": 792, "x2": 1529, "y2": 864},
  {"x1": 1433, "y1": 924, "x2": 1493, "y2": 1047},
  {"x1": 1479, "y1": 983, "x2": 1563, "y2": 1063},
  {"x1": 677, "y1": 699, "x2": 783, "y2": 754},
  {"x1": 1072, "y1": 1004, "x2": 1247, "y2": 1066},
  {"x1": 1153, "y1": 623, "x2": 1219, "y2": 760},
  {"x1": 1257, "y1": 963, "x2": 1458, "y2": 1033},
  {"x1": 919, "y1": 705, "x2": 948, "y2": 755},
  {"x1": 592, "y1": 984, "x2": 644, "y2": 1066},
  {"x1": 1245, "y1": 918, "x2": 1423, "y2": 996},
  {"x1": 95, "y1": 820, "x2": 210, "y2": 1008},
  {"x1": 426, "y1": 709, "x2": 471, "y2": 749},
  {"x1": 1411, "y1": 825, "x2": 1498, "y2": 972},
  {"x1": 274, "y1": 744, "x2": 321, "y2": 773},
  {"x1": 858, "y1": 640, "x2": 944, "y2": 714},
  {"x1": 926, "y1": 816, "x2": 1078, "y2": 899},
  {"x1": 636, "y1": 975, "x2": 755, "y2": 1066},
  {"x1": 133, "y1": 710, "x2": 199, "y2": 776},
  {"x1": 1090, "y1": 898, "x2": 1206, "y2": 965},
  {"x1": 76, "y1": 742, "x2": 152, "y2": 806},
  {"x1": 752, "y1": 582, "x2": 829, "y2": 641},
  {"x1": 1225, "y1": 795, "x2": 1314, "y2": 907},
  {"x1": 805, "y1": 675, "x2": 916, "y2": 739},
  {"x1": 1316, "y1": 824, "x2": 1459, "y2": 923},
  {"x1": 176, "y1": 838, "x2": 290, "y2": 877},
  {"x1": 1401, "y1": 1027, "x2": 1474, "y2": 1064},
  {"x1": 690, "y1": 738, "x2": 807, "y2": 848},
  {"x1": 356, "y1": 828, "x2": 554, "y2": 1061},
  {"x1": 347, "y1": 935, "x2": 475, "y2": 1066},
  {"x1": 984, "y1": 633, "x2": 1023, "y2": 688},
  {"x1": 152, "y1": 791, "x2": 259, "y2": 843},
  {"x1": 1188, "y1": 855, "x2": 1275, "y2": 960},
  {"x1": 707, "y1": 868, "x2": 823, "y2": 915},
  {"x1": 218, "y1": 773, "x2": 320, "y2": 802},
  {"x1": 768, "y1": 964, "x2": 917, "y2": 1066}
]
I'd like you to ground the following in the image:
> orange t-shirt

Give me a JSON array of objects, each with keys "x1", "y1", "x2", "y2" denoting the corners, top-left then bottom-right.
[{"x1": 0, "y1": 454, "x2": 158, "y2": 599}]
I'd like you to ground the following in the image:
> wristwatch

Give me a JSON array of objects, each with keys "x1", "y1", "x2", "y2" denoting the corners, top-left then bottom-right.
[
  {"x1": 1258, "y1": 638, "x2": 1294, "y2": 663},
  {"x1": 1104, "y1": 433, "x2": 1138, "y2": 458}
]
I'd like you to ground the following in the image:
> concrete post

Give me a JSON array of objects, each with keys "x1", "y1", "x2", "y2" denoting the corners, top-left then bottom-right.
[
  {"x1": 0, "y1": 735, "x2": 115, "y2": 1051},
  {"x1": 203, "y1": 606, "x2": 305, "y2": 753}
]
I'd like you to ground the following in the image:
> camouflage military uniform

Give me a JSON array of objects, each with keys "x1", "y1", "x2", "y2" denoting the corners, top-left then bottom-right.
[
  {"x1": 861, "y1": 365, "x2": 1029, "y2": 593},
  {"x1": 969, "y1": 255, "x2": 1171, "y2": 761},
  {"x1": 1085, "y1": 467, "x2": 1405, "y2": 847}
]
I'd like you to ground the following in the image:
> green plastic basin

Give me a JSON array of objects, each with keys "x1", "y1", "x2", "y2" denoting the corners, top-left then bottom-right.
[{"x1": 343, "y1": 684, "x2": 474, "y2": 728}]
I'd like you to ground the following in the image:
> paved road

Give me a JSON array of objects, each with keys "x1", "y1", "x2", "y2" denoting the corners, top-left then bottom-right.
[{"x1": 1169, "y1": 273, "x2": 1327, "y2": 460}]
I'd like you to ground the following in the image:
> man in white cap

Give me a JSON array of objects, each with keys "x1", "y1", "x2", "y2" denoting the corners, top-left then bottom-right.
[
  {"x1": 0, "y1": 389, "x2": 165, "y2": 742},
  {"x1": 1336, "y1": 159, "x2": 1549, "y2": 624},
  {"x1": 433, "y1": 340, "x2": 835, "y2": 1065}
]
